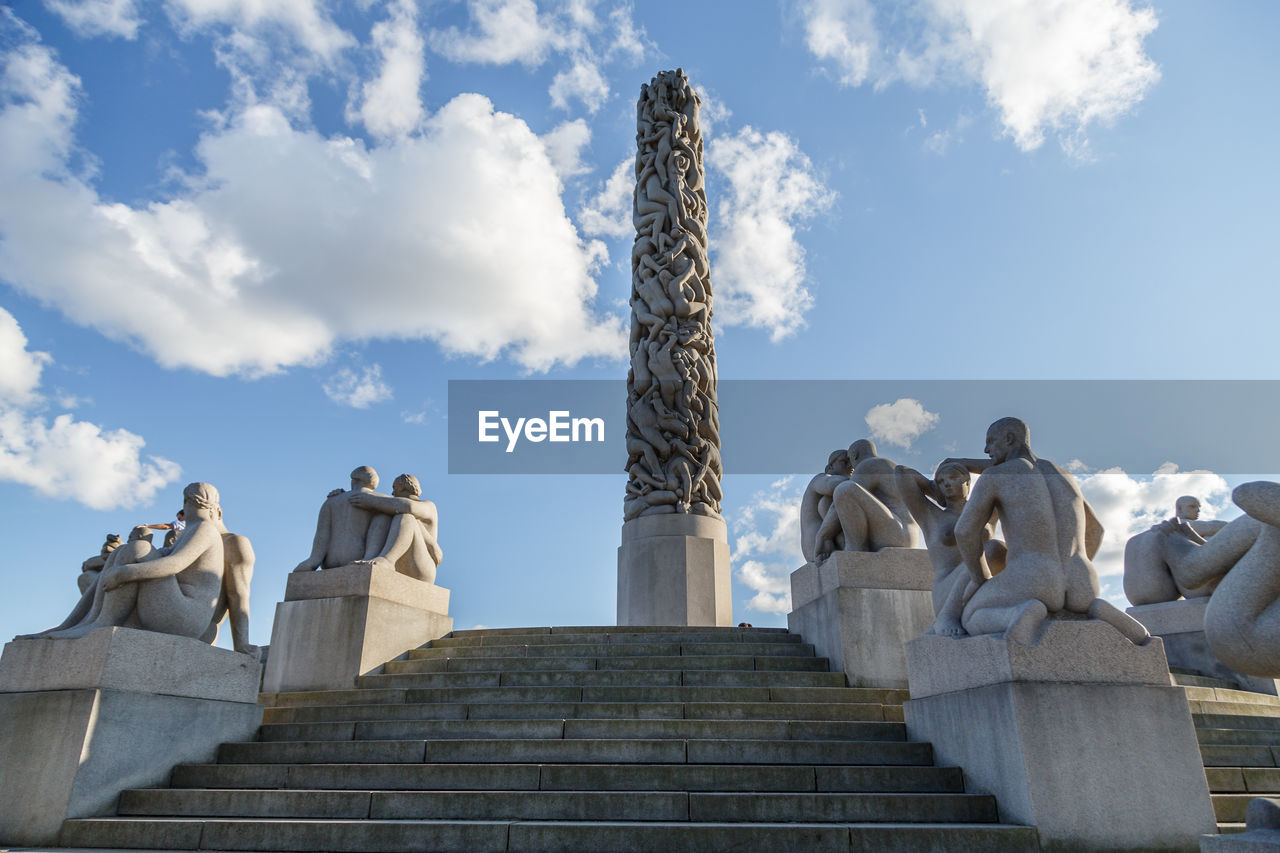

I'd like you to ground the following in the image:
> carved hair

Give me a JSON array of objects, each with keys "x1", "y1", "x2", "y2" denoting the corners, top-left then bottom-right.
[
  {"x1": 394, "y1": 473, "x2": 421, "y2": 497},
  {"x1": 183, "y1": 481, "x2": 220, "y2": 512},
  {"x1": 934, "y1": 461, "x2": 971, "y2": 484}
]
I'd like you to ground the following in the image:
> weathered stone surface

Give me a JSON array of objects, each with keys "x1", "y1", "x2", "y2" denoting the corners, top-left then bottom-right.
[
  {"x1": 905, "y1": 619, "x2": 1171, "y2": 700},
  {"x1": 617, "y1": 514, "x2": 731, "y2": 627},
  {"x1": 285, "y1": 560, "x2": 450, "y2": 611},
  {"x1": 791, "y1": 550, "x2": 934, "y2": 610},
  {"x1": 0, "y1": 626, "x2": 261, "y2": 702},
  {"x1": 1130, "y1": 599, "x2": 1280, "y2": 695}
]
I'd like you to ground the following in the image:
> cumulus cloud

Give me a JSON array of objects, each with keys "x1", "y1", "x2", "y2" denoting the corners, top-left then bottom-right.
[
  {"x1": 542, "y1": 118, "x2": 592, "y2": 181},
  {"x1": 732, "y1": 477, "x2": 805, "y2": 615},
  {"x1": 708, "y1": 127, "x2": 835, "y2": 341},
  {"x1": 578, "y1": 155, "x2": 632, "y2": 239},
  {"x1": 549, "y1": 55, "x2": 609, "y2": 113},
  {"x1": 0, "y1": 29, "x2": 626, "y2": 376},
  {"x1": 799, "y1": 0, "x2": 1160, "y2": 153},
  {"x1": 428, "y1": 0, "x2": 560, "y2": 66},
  {"x1": 164, "y1": 0, "x2": 354, "y2": 61},
  {"x1": 864, "y1": 397, "x2": 939, "y2": 450},
  {"x1": 0, "y1": 305, "x2": 181, "y2": 510},
  {"x1": 348, "y1": 0, "x2": 425, "y2": 140},
  {"x1": 44, "y1": 0, "x2": 143, "y2": 39},
  {"x1": 322, "y1": 364, "x2": 393, "y2": 408},
  {"x1": 1074, "y1": 462, "x2": 1232, "y2": 597}
]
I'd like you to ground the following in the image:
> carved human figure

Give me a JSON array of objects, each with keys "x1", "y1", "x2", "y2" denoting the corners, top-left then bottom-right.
[
  {"x1": 800, "y1": 450, "x2": 852, "y2": 563},
  {"x1": 350, "y1": 473, "x2": 443, "y2": 584},
  {"x1": 293, "y1": 466, "x2": 382, "y2": 572},
  {"x1": 199, "y1": 508, "x2": 259, "y2": 659},
  {"x1": 895, "y1": 463, "x2": 1007, "y2": 632},
  {"x1": 814, "y1": 439, "x2": 921, "y2": 559},
  {"x1": 945, "y1": 418, "x2": 1149, "y2": 645},
  {"x1": 78, "y1": 533, "x2": 122, "y2": 594},
  {"x1": 19, "y1": 484, "x2": 225, "y2": 641},
  {"x1": 1124, "y1": 495, "x2": 1227, "y2": 605}
]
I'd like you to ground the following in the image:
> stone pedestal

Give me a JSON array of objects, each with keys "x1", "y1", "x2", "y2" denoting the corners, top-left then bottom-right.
[
  {"x1": 617, "y1": 514, "x2": 732, "y2": 627},
  {"x1": 262, "y1": 562, "x2": 453, "y2": 694},
  {"x1": 0, "y1": 627, "x2": 262, "y2": 846},
  {"x1": 786, "y1": 549, "x2": 934, "y2": 688},
  {"x1": 1129, "y1": 599, "x2": 1280, "y2": 695},
  {"x1": 905, "y1": 620, "x2": 1216, "y2": 852}
]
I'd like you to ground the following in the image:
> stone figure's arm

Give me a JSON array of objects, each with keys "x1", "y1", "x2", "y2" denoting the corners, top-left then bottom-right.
[
  {"x1": 81, "y1": 554, "x2": 108, "y2": 573},
  {"x1": 955, "y1": 478, "x2": 998, "y2": 585},
  {"x1": 1083, "y1": 499, "x2": 1104, "y2": 560},
  {"x1": 894, "y1": 465, "x2": 936, "y2": 527},
  {"x1": 942, "y1": 457, "x2": 992, "y2": 475},
  {"x1": 293, "y1": 501, "x2": 332, "y2": 572},
  {"x1": 105, "y1": 525, "x2": 216, "y2": 590},
  {"x1": 349, "y1": 493, "x2": 418, "y2": 517}
]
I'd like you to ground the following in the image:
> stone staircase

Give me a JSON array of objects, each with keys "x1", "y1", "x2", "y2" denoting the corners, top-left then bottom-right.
[
  {"x1": 1177, "y1": 668, "x2": 1280, "y2": 836},
  {"x1": 59, "y1": 625, "x2": 1041, "y2": 852}
]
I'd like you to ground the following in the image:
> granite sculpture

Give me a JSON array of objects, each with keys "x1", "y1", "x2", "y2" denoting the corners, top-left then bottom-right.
[
  {"x1": 295, "y1": 466, "x2": 442, "y2": 584},
  {"x1": 19, "y1": 483, "x2": 225, "y2": 641},
  {"x1": 814, "y1": 439, "x2": 920, "y2": 559},
  {"x1": 800, "y1": 449, "x2": 852, "y2": 563},
  {"x1": 1124, "y1": 495, "x2": 1226, "y2": 605},
  {"x1": 78, "y1": 533, "x2": 121, "y2": 594},
  {"x1": 624, "y1": 68, "x2": 722, "y2": 522},
  {"x1": 895, "y1": 462, "x2": 1006, "y2": 630},
  {"x1": 943, "y1": 417, "x2": 1149, "y2": 645}
]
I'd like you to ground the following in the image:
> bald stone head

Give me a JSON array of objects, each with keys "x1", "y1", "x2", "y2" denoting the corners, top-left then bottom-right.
[
  {"x1": 848, "y1": 439, "x2": 878, "y2": 465},
  {"x1": 1176, "y1": 496, "x2": 1201, "y2": 521},
  {"x1": 350, "y1": 466, "x2": 379, "y2": 491},
  {"x1": 984, "y1": 417, "x2": 1031, "y2": 464}
]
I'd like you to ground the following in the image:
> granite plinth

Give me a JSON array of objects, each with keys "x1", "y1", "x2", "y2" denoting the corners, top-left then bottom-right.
[
  {"x1": 1129, "y1": 599, "x2": 1280, "y2": 695},
  {"x1": 262, "y1": 562, "x2": 453, "y2": 694},
  {"x1": 905, "y1": 620, "x2": 1215, "y2": 852},
  {"x1": 787, "y1": 550, "x2": 934, "y2": 689},
  {"x1": 0, "y1": 628, "x2": 262, "y2": 846},
  {"x1": 617, "y1": 514, "x2": 732, "y2": 627}
]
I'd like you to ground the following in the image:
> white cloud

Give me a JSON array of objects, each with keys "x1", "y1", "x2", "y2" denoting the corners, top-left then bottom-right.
[
  {"x1": 428, "y1": 0, "x2": 559, "y2": 66},
  {"x1": 550, "y1": 55, "x2": 610, "y2": 113},
  {"x1": 1074, "y1": 462, "x2": 1232, "y2": 598},
  {"x1": 864, "y1": 397, "x2": 939, "y2": 450},
  {"x1": 605, "y1": 5, "x2": 647, "y2": 62},
  {"x1": 732, "y1": 477, "x2": 804, "y2": 615},
  {"x1": 542, "y1": 118, "x2": 592, "y2": 182},
  {"x1": 322, "y1": 364, "x2": 393, "y2": 408},
  {"x1": 349, "y1": 0, "x2": 425, "y2": 140},
  {"x1": 0, "y1": 32, "x2": 626, "y2": 376},
  {"x1": 0, "y1": 306, "x2": 180, "y2": 510},
  {"x1": 709, "y1": 127, "x2": 835, "y2": 341},
  {"x1": 578, "y1": 155, "x2": 632, "y2": 239},
  {"x1": 164, "y1": 0, "x2": 355, "y2": 60},
  {"x1": 44, "y1": 0, "x2": 143, "y2": 39},
  {"x1": 799, "y1": 0, "x2": 1160, "y2": 153}
]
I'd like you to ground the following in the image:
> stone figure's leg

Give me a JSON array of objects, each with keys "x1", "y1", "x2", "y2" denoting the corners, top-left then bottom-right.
[
  {"x1": 363, "y1": 514, "x2": 391, "y2": 561},
  {"x1": 832, "y1": 482, "x2": 872, "y2": 552},
  {"x1": 201, "y1": 597, "x2": 227, "y2": 644},
  {"x1": 985, "y1": 540, "x2": 1008, "y2": 576},
  {"x1": 1062, "y1": 555, "x2": 1102, "y2": 614},
  {"x1": 927, "y1": 572, "x2": 973, "y2": 636},
  {"x1": 1163, "y1": 516, "x2": 1261, "y2": 591},
  {"x1": 814, "y1": 506, "x2": 843, "y2": 560},
  {"x1": 1087, "y1": 598, "x2": 1151, "y2": 645},
  {"x1": 962, "y1": 558, "x2": 1066, "y2": 639},
  {"x1": 46, "y1": 582, "x2": 141, "y2": 639},
  {"x1": 369, "y1": 516, "x2": 438, "y2": 585},
  {"x1": 223, "y1": 537, "x2": 258, "y2": 657},
  {"x1": 17, "y1": 581, "x2": 99, "y2": 638},
  {"x1": 136, "y1": 576, "x2": 220, "y2": 639}
]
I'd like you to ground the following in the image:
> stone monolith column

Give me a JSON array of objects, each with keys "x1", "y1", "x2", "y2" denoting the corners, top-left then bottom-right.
[{"x1": 617, "y1": 69, "x2": 731, "y2": 627}]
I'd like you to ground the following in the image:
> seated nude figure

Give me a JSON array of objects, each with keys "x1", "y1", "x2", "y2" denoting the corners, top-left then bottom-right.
[
  {"x1": 945, "y1": 418, "x2": 1149, "y2": 645},
  {"x1": 814, "y1": 439, "x2": 920, "y2": 559},
  {"x1": 350, "y1": 473, "x2": 443, "y2": 584},
  {"x1": 19, "y1": 483, "x2": 225, "y2": 641},
  {"x1": 894, "y1": 462, "x2": 1007, "y2": 633},
  {"x1": 78, "y1": 533, "x2": 122, "y2": 594},
  {"x1": 1124, "y1": 495, "x2": 1227, "y2": 605},
  {"x1": 294, "y1": 466, "x2": 382, "y2": 572},
  {"x1": 800, "y1": 449, "x2": 852, "y2": 563},
  {"x1": 199, "y1": 508, "x2": 259, "y2": 659}
]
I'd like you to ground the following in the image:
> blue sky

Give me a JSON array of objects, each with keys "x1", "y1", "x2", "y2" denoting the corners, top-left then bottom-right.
[{"x1": 1, "y1": 0, "x2": 1277, "y2": 645}]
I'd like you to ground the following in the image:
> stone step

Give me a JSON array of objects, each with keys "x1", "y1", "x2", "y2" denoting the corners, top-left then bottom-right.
[
  {"x1": 170, "y1": 762, "x2": 967, "y2": 793},
  {"x1": 429, "y1": 629, "x2": 804, "y2": 648},
  {"x1": 1176, "y1": 673, "x2": 1245, "y2": 690},
  {"x1": 383, "y1": 654, "x2": 831, "y2": 674},
  {"x1": 1204, "y1": 767, "x2": 1280, "y2": 794},
  {"x1": 1199, "y1": 727, "x2": 1280, "y2": 747},
  {"x1": 1213, "y1": 793, "x2": 1270, "y2": 823},
  {"x1": 262, "y1": 684, "x2": 898, "y2": 707},
  {"x1": 1190, "y1": 700, "x2": 1280, "y2": 718},
  {"x1": 1196, "y1": 713, "x2": 1280, "y2": 732},
  {"x1": 116, "y1": 788, "x2": 998, "y2": 823},
  {"x1": 263, "y1": 699, "x2": 898, "y2": 725},
  {"x1": 217, "y1": 738, "x2": 935, "y2": 766},
  {"x1": 1184, "y1": 687, "x2": 1280, "y2": 708},
  {"x1": 257, "y1": 717, "x2": 907, "y2": 743},
  {"x1": 406, "y1": 641, "x2": 819, "y2": 660},
  {"x1": 357, "y1": 668, "x2": 849, "y2": 690},
  {"x1": 450, "y1": 626, "x2": 797, "y2": 639},
  {"x1": 59, "y1": 817, "x2": 1043, "y2": 853},
  {"x1": 1200, "y1": 744, "x2": 1280, "y2": 767}
]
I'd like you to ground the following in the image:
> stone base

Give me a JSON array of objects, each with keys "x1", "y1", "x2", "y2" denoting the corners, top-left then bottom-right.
[
  {"x1": 0, "y1": 628, "x2": 262, "y2": 846},
  {"x1": 262, "y1": 562, "x2": 453, "y2": 693},
  {"x1": 1203, "y1": 798, "x2": 1280, "y2": 852},
  {"x1": 1129, "y1": 599, "x2": 1280, "y2": 695},
  {"x1": 905, "y1": 621, "x2": 1216, "y2": 852},
  {"x1": 786, "y1": 550, "x2": 933, "y2": 689},
  {"x1": 617, "y1": 514, "x2": 731, "y2": 627}
]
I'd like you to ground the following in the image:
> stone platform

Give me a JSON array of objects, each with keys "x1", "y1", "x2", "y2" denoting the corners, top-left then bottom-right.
[
  {"x1": 617, "y1": 515, "x2": 732, "y2": 627},
  {"x1": 1130, "y1": 599, "x2": 1280, "y2": 696}
]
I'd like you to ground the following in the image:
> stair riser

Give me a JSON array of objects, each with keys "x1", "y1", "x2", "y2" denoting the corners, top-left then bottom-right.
[
  {"x1": 383, "y1": 655, "x2": 831, "y2": 675},
  {"x1": 409, "y1": 643, "x2": 818, "y2": 660},
  {"x1": 359, "y1": 670, "x2": 848, "y2": 690},
  {"x1": 430, "y1": 631, "x2": 803, "y2": 648}
]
